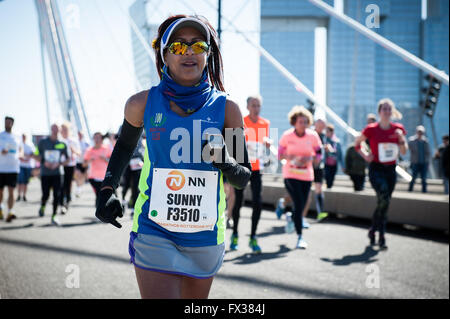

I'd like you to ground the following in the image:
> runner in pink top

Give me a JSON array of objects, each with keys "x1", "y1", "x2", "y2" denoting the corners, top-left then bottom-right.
[
  {"x1": 278, "y1": 106, "x2": 322, "y2": 249},
  {"x1": 83, "y1": 132, "x2": 112, "y2": 206},
  {"x1": 279, "y1": 127, "x2": 322, "y2": 181}
]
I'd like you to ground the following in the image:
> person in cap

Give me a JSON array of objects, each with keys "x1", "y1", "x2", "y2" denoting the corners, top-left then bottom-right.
[
  {"x1": 94, "y1": 15, "x2": 251, "y2": 298},
  {"x1": 407, "y1": 125, "x2": 430, "y2": 193}
]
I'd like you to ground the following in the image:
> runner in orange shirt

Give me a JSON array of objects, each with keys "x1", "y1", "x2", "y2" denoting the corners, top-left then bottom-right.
[{"x1": 230, "y1": 95, "x2": 270, "y2": 254}]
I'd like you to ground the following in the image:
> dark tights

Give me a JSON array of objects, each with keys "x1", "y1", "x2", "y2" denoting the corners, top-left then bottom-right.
[
  {"x1": 41, "y1": 175, "x2": 62, "y2": 216},
  {"x1": 284, "y1": 178, "x2": 312, "y2": 236},
  {"x1": 232, "y1": 170, "x2": 262, "y2": 238},
  {"x1": 368, "y1": 163, "x2": 397, "y2": 236}
]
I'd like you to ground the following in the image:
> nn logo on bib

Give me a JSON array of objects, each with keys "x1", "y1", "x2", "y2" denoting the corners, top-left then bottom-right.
[{"x1": 166, "y1": 170, "x2": 185, "y2": 191}]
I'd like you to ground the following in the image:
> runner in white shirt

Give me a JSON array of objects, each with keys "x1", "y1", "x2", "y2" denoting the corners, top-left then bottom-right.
[
  {"x1": 74, "y1": 130, "x2": 90, "y2": 197},
  {"x1": 17, "y1": 133, "x2": 36, "y2": 202},
  {"x1": 60, "y1": 122, "x2": 81, "y2": 212},
  {"x1": 0, "y1": 116, "x2": 23, "y2": 222}
]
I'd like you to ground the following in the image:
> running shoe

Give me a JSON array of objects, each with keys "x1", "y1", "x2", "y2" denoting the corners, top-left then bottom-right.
[
  {"x1": 0, "y1": 208, "x2": 3, "y2": 220},
  {"x1": 249, "y1": 237, "x2": 262, "y2": 254},
  {"x1": 229, "y1": 234, "x2": 239, "y2": 251},
  {"x1": 275, "y1": 199, "x2": 285, "y2": 220},
  {"x1": 285, "y1": 212, "x2": 295, "y2": 234},
  {"x1": 368, "y1": 229, "x2": 376, "y2": 246},
  {"x1": 302, "y1": 219, "x2": 310, "y2": 229},
  {"x1": 51, "y1": 216, "x2": 61, "y2": 226},
  {"x1": 378, "y1": 235, "x2": 388, "y2": 250},
  {"x1": 38, "y1": 206, "x2": 45, "y2": 217},
  {"x1": 6, "y1": 213, "x2": 16, "y2": 223},
  {"x1": 316, "y1": 212, "x2": 328, "y2": 222},
  {"x1": 296, "y1": 236, "x2": 308, "y2": 249},
  {"x1": 60, "y1": 205, "x2": 67, "y2": 215}
]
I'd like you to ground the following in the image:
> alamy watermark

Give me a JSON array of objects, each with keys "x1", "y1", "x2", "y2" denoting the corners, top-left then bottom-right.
[
  {"x1": 65, "y1": 3, "x2": 80, "y2": 30},
  {"x1": 166, "y1": 122, "x2": 278, "y2": 168},
  {"x1": 365, "y1": 264, "x2": 380, "y2": 289},
  {"x1": 365, "y1": 4, "x2": 380, "y2": 29},
  {"x1": 65, "y1": 264, "x2": 80, "y2": 289}
]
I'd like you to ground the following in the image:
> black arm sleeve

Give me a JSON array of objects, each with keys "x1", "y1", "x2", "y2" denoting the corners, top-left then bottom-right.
[
  {"x1": 212, "y1": 127, "x2": 252, "y2": 190},
  {"x1": 101, "y1": 119, "x2": 143, "y2": 190}
]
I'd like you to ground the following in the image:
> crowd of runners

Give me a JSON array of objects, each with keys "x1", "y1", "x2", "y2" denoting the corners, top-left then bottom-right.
[{"x1": 0, "y1": 117, "x2": 144, "y2": 226}]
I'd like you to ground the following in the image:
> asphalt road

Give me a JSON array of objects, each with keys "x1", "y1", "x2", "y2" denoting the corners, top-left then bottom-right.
[{"x1": 0, "y1": 179, "x2": 448, "y2": 299}]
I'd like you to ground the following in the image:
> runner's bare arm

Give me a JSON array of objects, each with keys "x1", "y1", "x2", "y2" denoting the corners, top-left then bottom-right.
[
  {"x1": 354, "y1": 133, "x2": 373, "y2": 162},
  {"x1": 395, "y1": 129, "x2": 408, "y2": 156},
  {"x1": 125, "y1": 90, "x2": 148, "y2": 127},
  {"x1": 224, "y1": 99, "x2": 244, "y2": 129}
]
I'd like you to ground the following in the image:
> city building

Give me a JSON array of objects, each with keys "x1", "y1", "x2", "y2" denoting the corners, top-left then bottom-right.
[{"x1": 259, "y1": 0, "x2": 448, "y2": 155}]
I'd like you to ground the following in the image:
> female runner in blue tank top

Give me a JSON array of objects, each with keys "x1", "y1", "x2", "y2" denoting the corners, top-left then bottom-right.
[{"x1": 94, "y1": 15, "x2": 251, "y2": 298}]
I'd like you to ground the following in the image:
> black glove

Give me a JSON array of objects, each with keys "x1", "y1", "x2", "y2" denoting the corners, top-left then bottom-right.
[
  {"x1": 203, "y1": 133, "x2": 251, "y2": 190},
  {"x1": 203, "y1": 134, "x2": 232, "y2": 165},
  {"x1": 95, "y1": 188, "x2": 124, "y2": 228}
]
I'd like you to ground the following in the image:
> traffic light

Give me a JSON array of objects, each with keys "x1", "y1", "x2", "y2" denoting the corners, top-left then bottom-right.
[{"x1": 421, "y1": 74, "x2": 442, "y2": 117}]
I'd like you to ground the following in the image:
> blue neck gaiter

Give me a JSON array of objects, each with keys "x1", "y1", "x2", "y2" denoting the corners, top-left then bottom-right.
[{"x1": 159, "y1": 65, "x2": 213, "y2": 114}]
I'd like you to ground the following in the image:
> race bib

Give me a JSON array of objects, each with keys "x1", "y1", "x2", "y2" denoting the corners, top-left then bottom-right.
[
  {"x1": 44, "y1": 150, "x2": 60, "y2": 163},
  {"x1": 148, "y1": 168, "x2": 219, "y2": 233},
  {"x1": 288, "y1": 160, "x2": 308, "y2": 176},
  {"x1": 378, "y1": 143, "x2": 398, "y2": 163},
  {"x1": 288, "y1": 167, "x2": 308, "y2": 176},
  {"x1": 129, "y1": 158, "x2": 143, "y2": 171}
]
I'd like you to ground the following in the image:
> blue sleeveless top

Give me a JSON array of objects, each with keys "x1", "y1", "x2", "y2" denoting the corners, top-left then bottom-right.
[{"x1": 132, "y1": 85, "x2": 228, "y2": 247}]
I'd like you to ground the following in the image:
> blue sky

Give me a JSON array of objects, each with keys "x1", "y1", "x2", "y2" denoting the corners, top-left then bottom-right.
[{"x1": 0, "y1": 0, "x2": 260, "y2": 138}]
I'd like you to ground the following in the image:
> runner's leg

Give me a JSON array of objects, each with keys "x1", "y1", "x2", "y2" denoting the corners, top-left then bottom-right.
[
  {"x1": 7, "y1": 185, "x2": 15, "y2": 210},
  {"x1": 250, "y1": 171, "x2": 262, "y2": 238},
  {"x1": 41, "y1": 176, "x2": 50, "y2": 207},
  {"x1": 134, "y1": 266, "x2": 182, "y2": 299},
  {"x1": 52, "y1": 175, "x2": 62, "y2": 216},
  {"x1": 232, "y1": 188, "x2": 244, "y2": 236},
  {"x1": 181, "y1": 276, "x2": 214, "y2": 299}
]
